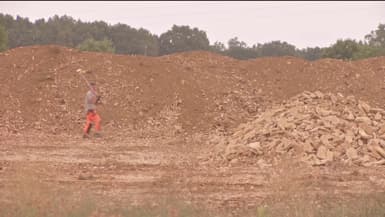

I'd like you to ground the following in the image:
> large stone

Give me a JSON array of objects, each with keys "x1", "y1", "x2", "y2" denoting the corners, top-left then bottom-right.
[
  {"x1": 375, "y1": 113, "x2": 382, "y2": 121},
  {"x1": 344, "y1": 131, "x2": 355, "y2": 144},
  {"x1": 275, "y1": 138, "x2": 293, "y2": 153},
  {"x1": 345, "y1": 111, "x2": 355, "y2": 121},
  {"x1": 320, "y1": 135, "x2": 332, "y2": 147},
  {"x1": 368, "y1": 139, "x2": 383, "y2": 158},
  {"x1": 370, "y1": 108, "x2": 385, "y2": 115},
  {"x1": 276, "y1": 119, "x2": 295, "y2": 130},
  {"x1": 378, "y1": 124, "x2": 385, "y2": 135},
  {"x1": 346, "y1": 147, "x2": 358, "y2": 160},
  {"x1": 358, "y1": 101, "x2": 371, "y2": 114},
  {"x1": 346, "y1": 95, "x2": 357, "y2": 105},
  {"x1": 357, "y1": 139, "x2": 364, "y2": 147},
  {"x1": 323, "y1": 115, "x2": 341, "y2": 126},
  {"x1": 242, "y1": 130, "x2": 258, "y2": 142},
  {"x1": 332, "y1": 132, "x2": 345, "y2": 145},
  {"x1": 303, "y1": 142, "x2": 314, "y2": 153},
  {"x1": 355, "y1": 116, "x2": 372, "y2": 124},
  {"x1": 246, "y1": 142, "x2": 263, "y2": 155},
  {"x1": 316, "y1": 107, "x2": 332, "y2": 116},
  {"x1": 358, "y1": 128, "x2": 372, "y2": 140},
  {"x1": 379, "y1": 134, "x2": 385, "y2": 140},
  {"x1": 368, "y1": 140, "x2": 385, "y2": 158},
  {"x1": 360, "y1": 155, "x2": 371, "y2": 163},
  {"x1": 330, "y1": 94, "x2": 338, "y2": 104},
  {"x1": 317, "y1": 146, "x2": 328, "y2": 159},
  {"x1": 358, "y1": 122, "x2": 375, "y2": 135},
  {"x1": 326, "y1": 150, "x2": 334, "y2": 161},
  {"x1": 317, "y1": 146, "x2": 334, "y2": 161}
]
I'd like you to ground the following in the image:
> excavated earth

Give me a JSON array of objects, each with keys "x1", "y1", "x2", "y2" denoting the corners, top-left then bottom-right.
[{"x1": 1, "y1": 45, "x2": 385, "y2": 216}]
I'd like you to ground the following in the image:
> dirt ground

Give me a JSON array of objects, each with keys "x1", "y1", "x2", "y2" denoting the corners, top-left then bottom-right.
[
  {"x1": 1, "y1": 130, "x2": 385, "y2": 216},
  {"x1": 1, "y1": 45, "x2": 385, "y2": 216}
]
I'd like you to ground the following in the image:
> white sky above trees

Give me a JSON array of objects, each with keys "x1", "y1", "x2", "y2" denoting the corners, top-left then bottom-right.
[{"x1": 1, "y1": 1, "x2": 384, "y2": 49}]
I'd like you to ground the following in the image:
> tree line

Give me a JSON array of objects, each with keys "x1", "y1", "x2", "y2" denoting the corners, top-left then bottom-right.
[{"x1": 0, "y1": 13, "x2": 384, "y2": 60}]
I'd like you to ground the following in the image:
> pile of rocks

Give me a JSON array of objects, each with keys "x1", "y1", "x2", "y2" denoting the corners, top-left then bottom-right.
[{"x1": 214, "y1": 91, "x2": 385, "y2": 166}]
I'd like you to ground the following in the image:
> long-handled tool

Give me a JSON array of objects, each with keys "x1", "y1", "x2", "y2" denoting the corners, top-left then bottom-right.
[
  {"x1": 77, "y1": 69, "x2": 101, "y2": 103},
  {"x1": 77, "y1": 69, "x2": 97, "y2": 95}
]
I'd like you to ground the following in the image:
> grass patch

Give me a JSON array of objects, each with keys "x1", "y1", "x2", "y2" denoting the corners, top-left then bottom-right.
[
  {"x1": 1, "y1": 167, "x2": 385, "y2": 217},
  {"x1": 260, "y1": 192, "x2": 385, "y2": 217}
]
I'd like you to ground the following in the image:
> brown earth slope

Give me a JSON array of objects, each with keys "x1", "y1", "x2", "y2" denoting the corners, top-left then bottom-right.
[
  {"x1": 0, "y1": 45, "x2": 385, "y2": 136},
  {"x1": 1, "y1": 45, "x2": 385, "y2": 216}
]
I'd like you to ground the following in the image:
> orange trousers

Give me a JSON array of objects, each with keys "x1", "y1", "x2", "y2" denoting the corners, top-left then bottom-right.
[{"x1": 83, "y1": 110, "x2": 101, "y2": 134}]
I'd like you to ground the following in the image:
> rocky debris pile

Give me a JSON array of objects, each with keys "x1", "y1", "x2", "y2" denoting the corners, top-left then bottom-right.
[{"x1": 212, "y1": 91, "x2": 385, "y2": 166}]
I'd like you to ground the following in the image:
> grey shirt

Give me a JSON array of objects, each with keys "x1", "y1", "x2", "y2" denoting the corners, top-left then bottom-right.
[{"x1": 85, "y1": 90, "x2": 97, "y2": 112}]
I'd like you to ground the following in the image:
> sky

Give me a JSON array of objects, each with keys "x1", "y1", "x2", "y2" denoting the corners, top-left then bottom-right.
[{"x1": 0, "y1": 1, "x2": 384, "y2": 49}]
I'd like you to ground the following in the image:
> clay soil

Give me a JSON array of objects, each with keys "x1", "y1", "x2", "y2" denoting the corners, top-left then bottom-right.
[{"x1": 1, "y1": 45, "x2": 385, "y2": 216}]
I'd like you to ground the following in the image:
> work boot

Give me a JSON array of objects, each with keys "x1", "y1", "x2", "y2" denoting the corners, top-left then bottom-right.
[{"x1": 94, "y1": 132, "x2": 102, "y2": 138}]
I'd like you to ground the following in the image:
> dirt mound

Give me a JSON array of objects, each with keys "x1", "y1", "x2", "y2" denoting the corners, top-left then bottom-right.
[
  {"x1": 241, "y1": 56, "x2": 385, "y2": 106},
  {"x1": 1, "y1": 45, "x2": 385, "y2": 136},
  {"x1": 0, "y1": 45, "x2": 263, "y2": 135},
  {"x1": 210, "y1": 91, "x2": 385, "y2": 166},
  {"x1": 3, "y1": 46, "x2": 385, "y2": 213}
]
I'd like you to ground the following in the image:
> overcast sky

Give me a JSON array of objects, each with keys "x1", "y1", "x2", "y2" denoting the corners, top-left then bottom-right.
[{"x1": 1, "y1": 1, "x2": 384, "y2": 49}]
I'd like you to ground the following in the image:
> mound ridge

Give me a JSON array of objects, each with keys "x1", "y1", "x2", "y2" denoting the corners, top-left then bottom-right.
[{"x1": 1, "y1": 45, "x2": 385, "y2": 136}]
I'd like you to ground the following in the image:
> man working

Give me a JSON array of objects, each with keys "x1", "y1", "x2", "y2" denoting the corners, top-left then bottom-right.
[{"x1": 83, "y1": 82, "x2": 101, "y2": 138}]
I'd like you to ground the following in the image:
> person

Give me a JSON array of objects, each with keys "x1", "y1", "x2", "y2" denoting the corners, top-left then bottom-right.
[{"x1": 83, "y1": 82, "x2": 102, "y2": 138}]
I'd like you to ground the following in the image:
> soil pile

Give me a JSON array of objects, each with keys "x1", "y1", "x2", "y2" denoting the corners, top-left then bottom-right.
[
  {"x1": 1, "y1": 45, "x2": 385, "y2": 136},
  {"x1": 0, "y1": 45, "x2": 262, "y2": 135}
]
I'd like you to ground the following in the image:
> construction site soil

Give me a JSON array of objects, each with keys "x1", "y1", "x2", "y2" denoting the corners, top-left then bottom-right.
[{"x1": 1, "y1": 45, "x2": 385, "y2": 216}]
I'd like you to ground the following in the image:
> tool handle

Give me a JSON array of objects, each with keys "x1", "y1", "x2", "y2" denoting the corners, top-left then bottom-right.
[{"x1": 79, "y1": 72, "x2": 98, "y2": 95}]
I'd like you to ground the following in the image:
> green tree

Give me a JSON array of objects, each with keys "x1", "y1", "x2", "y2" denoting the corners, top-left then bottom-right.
[
  {"x1": 352, "y1": 41, "x2": 385, "y2": 60},
  {"x1": 108, "y1": 24, "x2": 159, "y2": 55},
  {"x1": 210, "y1": 41, "x2": 226, "y2": 53},
  {"x1": 77, "y1": 38, "x2": 115, "y2": 53},
  {"x1": 228, "y1": 37, "x2": 247, "y2": 49},
  {"x1": 298, "y1": 47, "x2": 323, "y2": 60},
  {"x1": 0, "y1": 24, "x2": 7, "y2": 51},
  {"x1": 257, "y1": 40, "x2": 297, "y2": 57},
  {"x1": 0, "y1": 13, "x2": 159, "y2": 55},
  {"x1": 9, "y1": 15, "x2": 35, "y2": 47},
  {"x1": 224, "y1": 37, "x2": 258, "y2": 59},
  {"x1": 159, "y1": 25, "x2": 210, "y2": 55},
  {"x1": 365, "y1": 23, "x2": 385, "y2": 48},
  {"x1": 54, "y1": 15, "x2": 77, "y2": 46},
  {"x1": 322, "y1": 39, "x2": 360, "y2": 60}
]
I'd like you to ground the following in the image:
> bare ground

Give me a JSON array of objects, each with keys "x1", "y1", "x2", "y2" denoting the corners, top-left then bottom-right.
[
  {"x1": 1, "y1": 129, "x2": 385, "y2": 216},
  {"x1": 2, "y1": 46, "x2": 385, "y2": 216}
]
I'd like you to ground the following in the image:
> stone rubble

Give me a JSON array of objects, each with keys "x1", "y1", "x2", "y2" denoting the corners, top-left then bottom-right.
[{"x1": 213, "y1": 91, "x2": 385, "y2": 166}]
